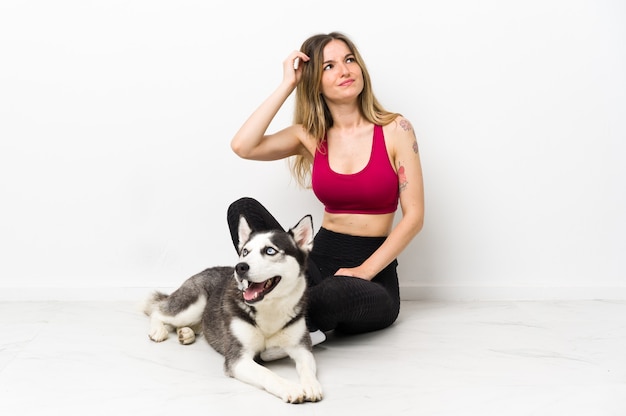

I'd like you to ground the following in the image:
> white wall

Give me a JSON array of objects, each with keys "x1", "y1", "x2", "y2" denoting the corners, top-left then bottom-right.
[{"x1": 1, "y1": 0, "x2": 624, "y2": 300}]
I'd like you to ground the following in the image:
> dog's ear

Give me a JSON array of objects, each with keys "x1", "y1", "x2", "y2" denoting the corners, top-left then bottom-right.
[
  {"x1": 237, "y1": 216, "x2": 252, "y2": 254},
  {"x1": 290, "y1": 215, "x2": 314, "y2": 252}
]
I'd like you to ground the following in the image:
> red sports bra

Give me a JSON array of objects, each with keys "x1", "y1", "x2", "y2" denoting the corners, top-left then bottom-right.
[{"x1": 312, "y1": 125, "x2": 399, "y2": 215}]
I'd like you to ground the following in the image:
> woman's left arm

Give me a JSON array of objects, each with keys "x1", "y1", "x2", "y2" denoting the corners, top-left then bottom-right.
[{"x1": 336, "y1": 117, "x2": 425, "y2": 280}]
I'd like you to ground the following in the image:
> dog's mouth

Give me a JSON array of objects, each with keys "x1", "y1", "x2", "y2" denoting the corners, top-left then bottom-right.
[{"x1": 242, "y1": 276, "x2": 281, "y2": 303}]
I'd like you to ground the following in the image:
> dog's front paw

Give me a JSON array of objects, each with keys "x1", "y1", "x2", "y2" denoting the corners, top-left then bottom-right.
[
  {"x1": 302, "y1": 379, "x2": 323, "y2": 402},
  {"x1": 278, "y1": 381, "x2": 308, "y2": 404},
  {"x1": 177, "y1": 327, "x2": 196, "y2": 345},
  {"x1": 148, "y1": 325, "x2": 169, "y2": 342}
]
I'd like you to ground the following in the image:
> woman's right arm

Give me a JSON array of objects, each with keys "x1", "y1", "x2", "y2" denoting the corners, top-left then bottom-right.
[{"x1": 230, "y1": 51, "x2": 310, "y2": 161}]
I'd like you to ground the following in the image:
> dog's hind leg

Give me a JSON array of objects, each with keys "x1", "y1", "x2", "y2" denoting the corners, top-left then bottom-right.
[{"x1": 143, "y1": 288, "x2": 207, "y2": 344}]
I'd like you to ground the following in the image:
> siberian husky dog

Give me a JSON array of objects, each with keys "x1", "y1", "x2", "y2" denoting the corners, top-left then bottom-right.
[{"x1": 142, "y1": 215, "x2": 323, "y2": 403}]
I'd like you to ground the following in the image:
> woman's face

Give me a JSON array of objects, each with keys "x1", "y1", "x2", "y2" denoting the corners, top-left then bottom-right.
[{"x1": 319, "y1": 39, "x2": 363, "y2": 104}]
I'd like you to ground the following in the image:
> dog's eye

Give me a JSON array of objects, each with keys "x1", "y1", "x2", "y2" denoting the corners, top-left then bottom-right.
[
  {"x1": 241, "y1": 248, "x2": 249, "y2": 256},
  {"x1": 264, "y1": 247, "x2": 277, "y2": 256}
]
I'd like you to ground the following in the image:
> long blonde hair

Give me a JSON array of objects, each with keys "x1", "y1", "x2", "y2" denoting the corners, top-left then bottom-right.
[{"x1": 289, "y1": 32, "x2": 401, "y2": 188}]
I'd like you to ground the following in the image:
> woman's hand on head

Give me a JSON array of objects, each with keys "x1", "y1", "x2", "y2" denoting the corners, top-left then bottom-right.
[{"x1": 282, "y1": 51, "x2": 309, "y2": 87}]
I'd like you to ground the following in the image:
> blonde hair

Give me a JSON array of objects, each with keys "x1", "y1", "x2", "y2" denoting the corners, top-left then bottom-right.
[{"x1": 289, "y1": 32, "x2": 401, "y2": 188}]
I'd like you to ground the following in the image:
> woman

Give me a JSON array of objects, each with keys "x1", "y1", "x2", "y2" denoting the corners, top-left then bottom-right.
[{"x1": 228, "y1": 32, "x2": 424, "y2": 358}]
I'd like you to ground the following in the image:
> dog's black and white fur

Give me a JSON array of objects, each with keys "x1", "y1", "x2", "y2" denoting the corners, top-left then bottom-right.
[{"x1": 142, "y1": 215, "x2": 323, "y2": 403}]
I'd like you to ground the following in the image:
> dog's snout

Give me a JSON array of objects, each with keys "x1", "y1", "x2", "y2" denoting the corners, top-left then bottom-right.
[{"x1": 235, "y1": 262, "x2": 249, "y2": 276}]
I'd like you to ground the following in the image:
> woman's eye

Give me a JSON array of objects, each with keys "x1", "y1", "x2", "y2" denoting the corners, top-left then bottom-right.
[
  {"x1": 265, "y1": 247, "x2": 277, "y2": 255},
  {"x1": 323, "y1": 64, "x2": 332, "y2": 71}
]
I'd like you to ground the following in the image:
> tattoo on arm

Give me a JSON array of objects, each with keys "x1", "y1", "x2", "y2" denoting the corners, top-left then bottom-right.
[
  {"x1": 398, "y1": 164, "x2": 408, "y2": 192},
  {"x1": 397, "y1": 119, "x2": 418, "y2": 192},
  {"x1": 399, "y1": 119, "x2": 412, "y2": 132},
  {"x1": 400, "y1": 118, "x2": 419, "y2": 154}
]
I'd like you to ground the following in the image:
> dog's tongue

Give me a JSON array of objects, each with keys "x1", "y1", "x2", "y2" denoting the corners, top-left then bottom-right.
[{"x1": 244, "y1": 282, "x2": 265, "y2": 302}]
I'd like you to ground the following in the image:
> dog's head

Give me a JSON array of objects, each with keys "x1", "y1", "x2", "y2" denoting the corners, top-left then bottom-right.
[{"x1": 234, "y1": 215, "x2": 313, "y2": 305}]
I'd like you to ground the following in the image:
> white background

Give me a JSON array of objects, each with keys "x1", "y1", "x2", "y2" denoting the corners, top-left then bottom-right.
[{"x1": 1, "y1": 0, "x2": 624, "y2": 300}]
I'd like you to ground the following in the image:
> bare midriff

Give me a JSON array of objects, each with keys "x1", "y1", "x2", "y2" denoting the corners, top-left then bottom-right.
[{"x1": 321, "y1": 211, "x2": 395, "y2": 237}]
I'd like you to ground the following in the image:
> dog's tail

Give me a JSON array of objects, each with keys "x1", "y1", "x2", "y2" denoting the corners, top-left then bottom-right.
[{"x1": 141, "y1": 291, "x2": 169, "y2": 316}]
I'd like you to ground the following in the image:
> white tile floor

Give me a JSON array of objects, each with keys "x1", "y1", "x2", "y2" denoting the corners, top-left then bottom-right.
[{"x1": 0, "y1": 299, "x2": 625, "y2": 416}]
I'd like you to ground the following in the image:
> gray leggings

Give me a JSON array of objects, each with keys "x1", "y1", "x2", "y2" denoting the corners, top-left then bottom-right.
[{"x1": 227, "y1": 197, "x2": 400, "y2": 334}]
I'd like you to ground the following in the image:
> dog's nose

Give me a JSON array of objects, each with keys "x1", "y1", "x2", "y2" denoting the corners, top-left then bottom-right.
[{"x1": 235, "y1": 262, "x2": 249, "y2": 276}]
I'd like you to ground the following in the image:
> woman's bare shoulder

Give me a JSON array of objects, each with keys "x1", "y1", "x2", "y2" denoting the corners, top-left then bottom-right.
[{"x1": 384, "y1": 115, "x2": 414, "y2": 136}]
